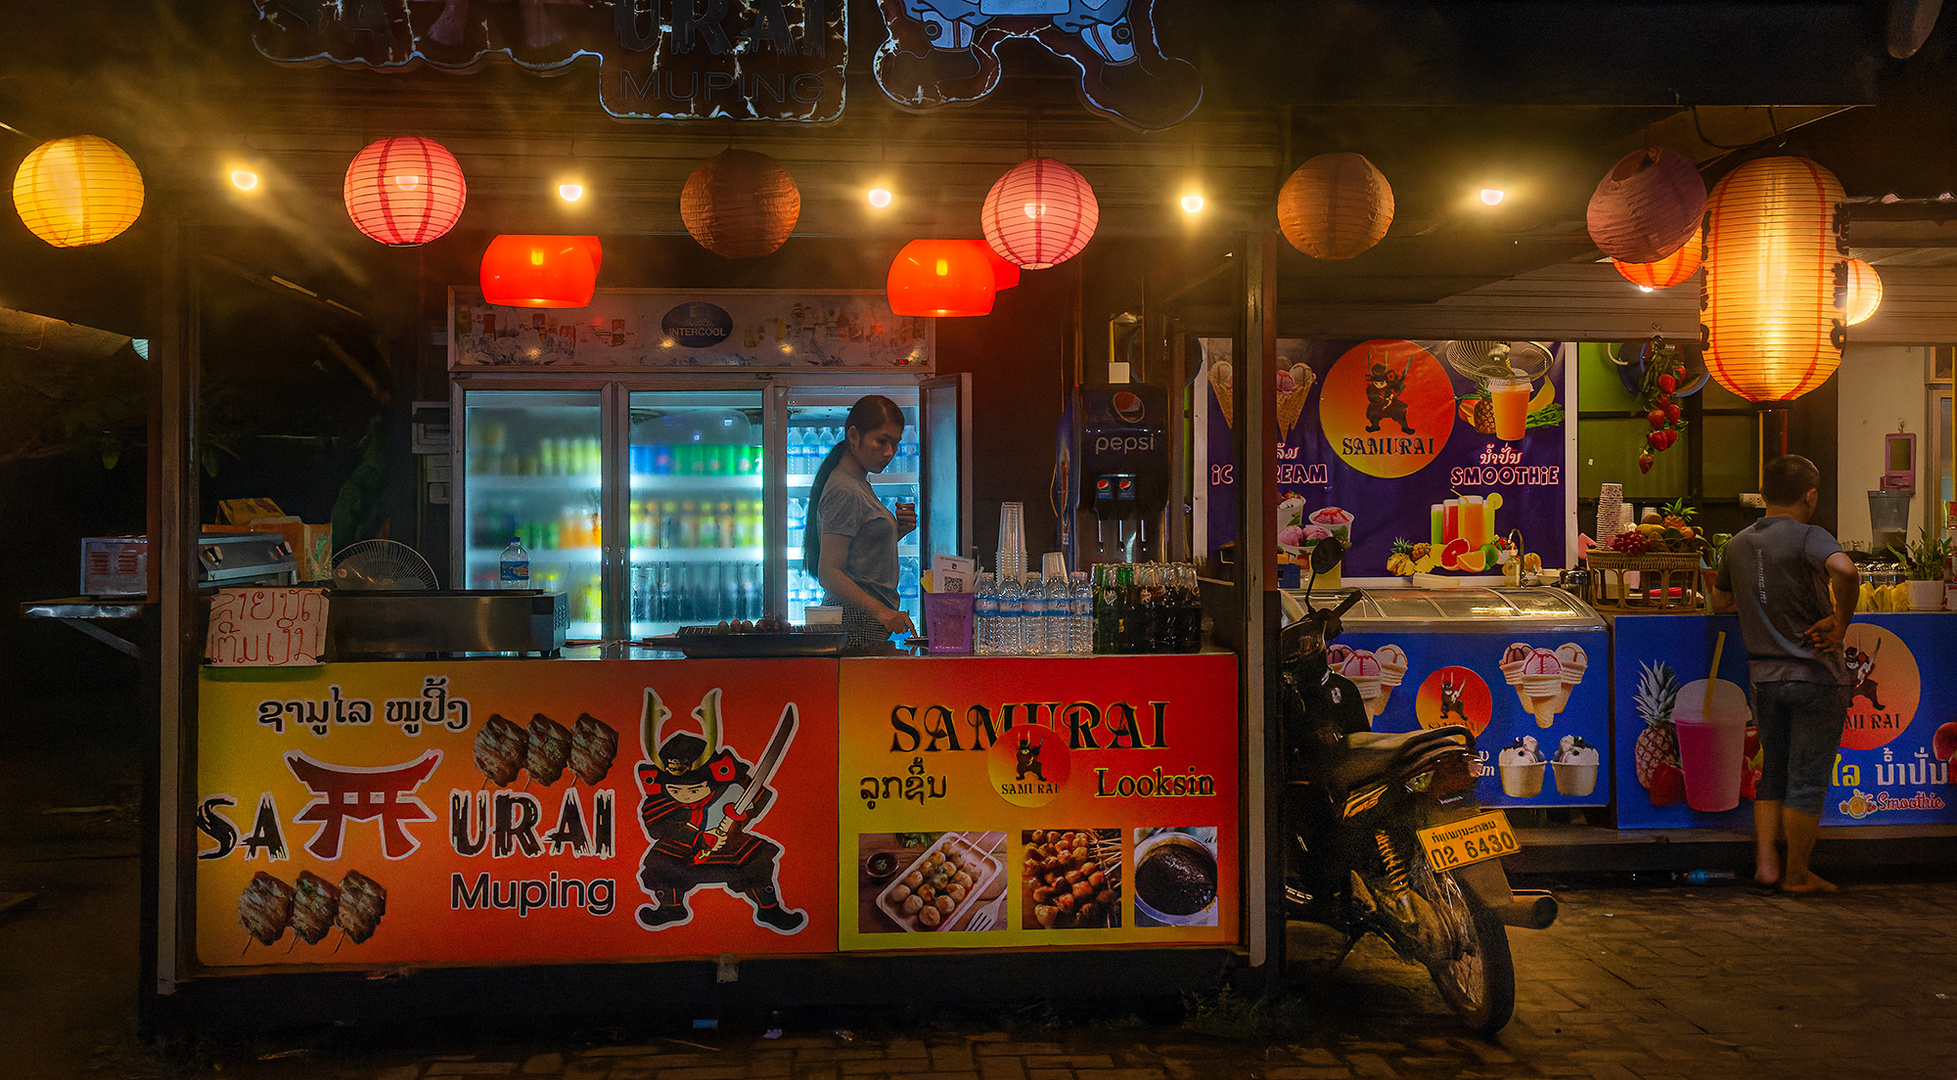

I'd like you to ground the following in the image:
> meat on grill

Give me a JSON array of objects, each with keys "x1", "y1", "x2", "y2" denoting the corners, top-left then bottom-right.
[
  {"x1": 474, "y1": 713, "x2": 529, "y2": 786},
  {"x1": 525, "y1": 713, "x2": 572, "y2": 786},
  {"x1": 337, "y1": 869, "x2": 387, "y2": 944},
  {"x1": 569, "y1": 713, "x2": 618, "y2": 785},
  {"x1": 289, "y1": 870, "x2": 341, "y2": 945},
  {"x1": 239, "y1": 871, "x2": 294, "y2": 946}
]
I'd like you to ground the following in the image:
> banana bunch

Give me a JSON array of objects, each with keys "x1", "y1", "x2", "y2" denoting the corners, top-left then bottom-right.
[{"x1": 1857, "y1": 582, "x2": 1913, "y2": 612}]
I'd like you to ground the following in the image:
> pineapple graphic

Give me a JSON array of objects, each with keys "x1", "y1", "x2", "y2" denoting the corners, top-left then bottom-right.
[
  {"x1": 1459, "y1": 379, "x2": 1497, "y2": 434},
  {"x1": 1632, "y1": 660, "x2": 1680, "y2": 789}
]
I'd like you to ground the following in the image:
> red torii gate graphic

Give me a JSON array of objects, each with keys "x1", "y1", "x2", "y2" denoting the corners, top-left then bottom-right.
[{"x1": 285, "y1": 750, "x2": 443, "y2": 860}]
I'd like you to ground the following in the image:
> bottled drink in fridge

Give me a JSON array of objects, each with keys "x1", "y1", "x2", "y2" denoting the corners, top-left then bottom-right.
[
  {"x1": 498, "y1": 536, "x2": 529, "y2": 589},
  {"x1": 1069, "y1": 571, "x2": 1092, "y2": 655},
  {"x1": 974, "y1": 572, "x2": 999, "y2": 655},
  {"x1": 997, "y1": 573, "x2": 1024, "y2": 655}
]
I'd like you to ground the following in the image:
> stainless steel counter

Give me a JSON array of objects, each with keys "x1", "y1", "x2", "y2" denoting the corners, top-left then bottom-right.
[{"x1": 1283, "y1": 585, "x2": 1605, "y2": 635}]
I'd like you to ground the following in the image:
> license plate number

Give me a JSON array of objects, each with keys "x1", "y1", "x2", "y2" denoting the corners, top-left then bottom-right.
[{"x1": 1417, "y1": 810, "x2": 1519, "y2": 871}]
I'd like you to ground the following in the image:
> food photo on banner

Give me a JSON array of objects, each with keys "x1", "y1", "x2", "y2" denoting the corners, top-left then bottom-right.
[
  {"x1": 835, "y1": 655, "x2": 1239, "y2": 951},
  {"x1": 1196, "y1": 338, "x2": 1569, "y2": 584},
  {"x1": 1611, "y1": 615, "x2": 1955, "y2": 829},
  {"x1": 195, "y1": 660, "x2": 840, "y2": 968}
]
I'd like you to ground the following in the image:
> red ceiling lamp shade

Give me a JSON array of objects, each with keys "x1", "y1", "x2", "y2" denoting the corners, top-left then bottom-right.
[
  {"x1": 12, "y1": 135, "x2": 144, "y2": 248},
  {"x1": 343, "y1": 136, "x2": 466, "y2": 246},
  {"x1": 1842, "y1": 257, "x2": 1883, "y2": 325},
  {"x1": 1586, "y1": 147, "x2": 1706, "y2": 264},
  {"x1": 680, "y1": 149, "x2": 800, "y2": 258},
  {"x1": 887, "y1": 240, "x2": 998, "y2": 317},
  {"x1": 981, "y1": 157, "x2": 1099, "y2": 270},
  {"x1": 1702, "y1": 157, "x2": 1846, "y2": 403},
  {"x1": 1613, "y1": 225, "x2": 1703, "y2": 289},
  {"x1": 480, "y1": 235, "x2": 602, "y2": 308},
  {"x1": 1276, "y1": 153, "x2": 1394, "y2": 260},
  {"x1": 982, "y1": 244, "x2": 1021, "y2": 290}
]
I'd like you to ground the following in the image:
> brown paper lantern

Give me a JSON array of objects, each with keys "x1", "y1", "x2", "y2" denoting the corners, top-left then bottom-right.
[
  {"x1": 1277, "y1": 153, "x2": 1394, "y2": 260},
  {"x1": 1613, "y1": 226, "x2": 1702, "y2": 289},
  {"x1": 1702, "y1": 156, "x2": 1845, "y2": 403},
  {"x1": 680, "y1": 149, "x2": 800, "y2": 258},
  {"x1": 1586, "y1": 147, "x2": 1707, "y2": 264}
]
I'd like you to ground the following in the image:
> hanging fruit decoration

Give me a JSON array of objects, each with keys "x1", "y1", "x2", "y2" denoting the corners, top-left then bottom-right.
[{"x1": 1634, "y1": 340, "x2": 1687, "y2": 474}]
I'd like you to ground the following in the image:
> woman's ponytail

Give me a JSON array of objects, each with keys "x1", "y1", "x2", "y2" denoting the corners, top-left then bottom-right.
[{"x1": 801, "y1": 394, "x2": 906, "y2": 572}]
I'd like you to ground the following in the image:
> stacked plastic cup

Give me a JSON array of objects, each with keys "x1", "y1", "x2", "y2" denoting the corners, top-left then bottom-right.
[{"x1": 996, "y1": 502, "x2": 1026, "y2": 583}]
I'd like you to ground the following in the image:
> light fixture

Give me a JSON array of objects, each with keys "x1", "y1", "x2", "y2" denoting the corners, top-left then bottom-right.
[
  {"x1": 981, "y1": 157, "x2": 1099, "y2": 269},
  {"x1": 1180, "y1": 193, "x2": 1205, "y2": 214},
  {"x1": 680, "y1": 149, "x2": 800, "y2": 258},
  {"x1": 12, "y1": 135, "x2": 145, "y2": 248},
  {"x1": 1703, "y1": 156, "x2": 1845, "y2": 402},
  {"x1": 480, "y1": 235, "x2": 602, "y2": 308},
  {"x1": 1638, "y1": 285, "x2": 1656, "y2": 293},
  {"x1": 558, "y1": 183, "x2": 584, "y2": 202},
  {"x1": 1276, "y1": 153, "x2": 1394, "y2": 260},
  {"x1": 343, "y1": 136, "x2": 467, "y2": 246},
  {"x1": 230, "y1": 169, "x2": 260, "y2": 192},
  {"x1": 867, "y1": 187, "x2": 893, "y2": 208},
  {"x1": 1480, "y1": 188, "x2": 1505, "y2": 206},
  {"x1": 887, "y1": 239, "x2": 997, "y2": 317},
  {"x1": 1843, "y1": 258, "x2": 1883, "y2": 326}
]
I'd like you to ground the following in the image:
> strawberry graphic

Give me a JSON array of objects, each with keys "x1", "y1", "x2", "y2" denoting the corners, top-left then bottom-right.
[
  {"x1": 1648, "y1": 763, "x2": 1686, "y2": 806},
  {"x1": 1739, "y1": 726, "x2": 1762, "y2": 800}
]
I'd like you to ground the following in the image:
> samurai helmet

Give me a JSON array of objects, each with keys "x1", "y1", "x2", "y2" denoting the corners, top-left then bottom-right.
[{"x1": 641, "y1": 687, "x2": 723, "y2": 783}]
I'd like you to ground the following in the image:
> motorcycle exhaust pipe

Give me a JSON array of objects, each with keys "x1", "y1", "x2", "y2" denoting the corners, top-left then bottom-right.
[{"x1": 1494, "y1": 890, "x2": 1559, "y2": 930}]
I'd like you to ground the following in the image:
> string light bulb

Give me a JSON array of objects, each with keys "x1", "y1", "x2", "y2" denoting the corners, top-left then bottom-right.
[
  {"x1": 1180, "y1": 193, "x2": 1205, "y2": 214},
  {"x1": 558, "y1": 183, "x2": 584, "y2": 202},
  {"x1": 230, "y1": 169, "x2": 260, "y2": 192},
  {"x1": 867, "y1": 187, "x2": 892, "y2": 208},
  {"x1": 1480, "y1": 188, "x2": 1505, "y2": 206}
]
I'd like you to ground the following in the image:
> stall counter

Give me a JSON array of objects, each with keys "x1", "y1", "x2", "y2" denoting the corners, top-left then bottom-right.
[{"x1": 189, "y1": 652, "x2": 1239, "y2": 974}]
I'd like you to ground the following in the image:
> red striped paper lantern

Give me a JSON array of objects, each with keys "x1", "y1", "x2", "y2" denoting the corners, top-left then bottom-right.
[
  {"x1": 981, "y1": 158, "x2": 1099, "y2": 270},
  {"x1": 343, "y1": 136, "x2": 466, "y2": 246},
  {"x1": 982, "y1": 244, "x2": 1021, "y2": 291},
  {"x1": 1702, "y1": 157, "x2": 1846, "y2": 402},
  {"x1": 1276, "y1": 153, "x2": 1394, "y2": 260},
  {"x1": 887, "y1": 240, "x2": 998, "y2": 317},
  {"x1": 680, "y1": 150, "x2": 800, "y2": 258},
  {"x1": 480, "y1": 235, "x2": 602, "y2": 308},
  {"x1": 1586, "y1": 147, "x2": 1706, "y2": 264},
  {"x1": 12, "y1": 135, "x2": 144, "y2": 248},
  {"x1": 1842, "y1": 257, "x2": 1882, "y2": 325},
  {"x1": 1613, "y1": 226, "x2": 1703, "y2": 289}
]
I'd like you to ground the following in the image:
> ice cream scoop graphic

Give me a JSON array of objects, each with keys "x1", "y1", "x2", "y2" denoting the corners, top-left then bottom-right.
[
  {"x1": 1551, "y1": 734, "x2": 1600, "y2": 797},
  {"x1": 1500, "y1": 641, "x2": 1587, "y2": 728},
  {"x1": 1341, "y1": 651, "x2": 1384, "y2": 721},
  {"x1": 1498, "y1": 735, "x2": 1547, "y2": 797}
]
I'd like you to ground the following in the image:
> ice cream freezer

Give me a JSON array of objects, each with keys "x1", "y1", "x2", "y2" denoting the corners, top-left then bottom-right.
[{"x1": 1285, "y1": 585, "x2": 1610, "y2": 808}]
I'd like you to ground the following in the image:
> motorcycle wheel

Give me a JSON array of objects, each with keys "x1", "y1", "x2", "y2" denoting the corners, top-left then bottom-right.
[{"x1": 1413, "y1": 858, "x2": 1515, "y2": 1037}]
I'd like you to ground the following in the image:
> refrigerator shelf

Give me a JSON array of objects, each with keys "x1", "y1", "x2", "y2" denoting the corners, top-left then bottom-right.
[
  {"x1": 469, "y1": 547, "x2": 601, "y2": 561},
  {"x1": 467, "y1": 474, "x2": 602, "y2": 489},
  {"x1": 630, "y1": 547, "x2": 765, "y2": 562},
  {"x1": 785, "y1": 472, "x2": 919, "y2": 487},
  {"x1": 631, "y1": 473, "x2": 765, "y2": 492},
  {"x1": 784, "y1": 544, "x2": 920, "y2": 559}
]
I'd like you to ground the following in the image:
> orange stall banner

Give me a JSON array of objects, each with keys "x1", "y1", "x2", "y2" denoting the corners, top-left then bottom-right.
[
  {"x1": 195, "y1": 660, "x2": 838, "y2": 969},
  {"x1": 837, "y1": 655, "x2": 1240, "y2": 951}
]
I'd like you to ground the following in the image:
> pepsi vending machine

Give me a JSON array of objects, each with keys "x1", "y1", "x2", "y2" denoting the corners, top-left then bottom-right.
[{"x1": 1079, "y1": 383, "x2": 1168, "y2": 564}]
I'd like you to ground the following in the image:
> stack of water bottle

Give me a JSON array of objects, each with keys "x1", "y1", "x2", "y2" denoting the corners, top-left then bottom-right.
[{"x1": 972, "y1": 553, "x2": 1094, "y2": 656}]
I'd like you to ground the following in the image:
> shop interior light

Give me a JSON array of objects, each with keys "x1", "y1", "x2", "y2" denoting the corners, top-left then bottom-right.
[
  {"x1": 867, "y1": 187, "x2": 893, "y2": 208},
  {"x1": 887, "y1": 238, "x2": 997, "y2": 317},
  {"x1": 1180, "y1": 193, "x2": 1205, "y2": 214},
  {"x1": 558, "y1": 183, "x2": 585, "y2": 202},
  {"x1": 13, "y1": 134, "x2": 145, "y2": 248},
  {"x1": 344, "y1": 135, "x2": 467, "y2": 246},
  {"x1": 230, "y1": 169, "x2": 260, "y2": 192},
  {"x1": 1480, "y1": 188, "x2": 1505, "y2": 206},
  {"x1": 480, "y1": 235, "x2": 602, "y2": 308}
]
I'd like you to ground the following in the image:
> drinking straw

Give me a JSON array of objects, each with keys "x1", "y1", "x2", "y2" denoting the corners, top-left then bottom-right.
[{"x1": 1704, "y1": 631, "x2": 1726, "y2": 715}]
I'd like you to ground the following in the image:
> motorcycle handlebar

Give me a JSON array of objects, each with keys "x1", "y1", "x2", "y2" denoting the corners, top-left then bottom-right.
[{"x1": 1332, "y1": 590, "x2": 1364, "y2": 617}]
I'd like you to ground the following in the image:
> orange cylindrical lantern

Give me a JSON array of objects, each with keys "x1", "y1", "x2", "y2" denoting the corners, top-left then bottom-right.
[
  {"x1": 681, "y1": 149, "x2": 800, "y2": 258},
  {"x1": 13, "y1": 135, "x2": 145, "y2": 248},
  {"x1": 344, "y1": 136, "x2": 467, "y2": 246},
  {"x1": 1277, "y1": 153, "x2": 1394, "y2": 260},
  {"x1": 480, "y1": 235, "x2": 602, "y2": 308},
  {"x1": 1843, "y1": 257, "x2": 1882, "y2": 326},
  {"x1": 1587, "y1": 147, "x2": 1706, "y2": 264},
  {"x1": 887, "y1": 239, "x2": 998, "y2": 317},
  {"x1": 1702, "y1": 157, "x2": 1846, "y2": 402},
  {"x1": 1613, "y1": 226, "x2": 1703, "y2": 289},
  {"x1": 981, "y1": 158, "x2": 1099, "y2": 269}
]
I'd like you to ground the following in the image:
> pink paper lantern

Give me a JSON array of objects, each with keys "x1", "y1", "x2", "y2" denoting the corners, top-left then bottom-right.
[
  {"x1": 343, "y1": 136, "x2": 467, "y2": 247},
  {"x1": 980, "y1": 158, "x2": 1099, "y2": 270}
]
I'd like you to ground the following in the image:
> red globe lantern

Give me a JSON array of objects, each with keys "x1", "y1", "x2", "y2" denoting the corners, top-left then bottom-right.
[
  {"x1": 480, "y1": 235, "x2": 602, "y2": 308},
  {"x1": 887, "y1": 239, "x2": 998, "y2": 317},
  {"x1": 1702, "y1": 156, "x2": 1845, "y2": 402},
  {"x1": 981, "y1": 158, "x2": 1099, "y2": 270},
  {"x1": 1613, "y1": 226, "x2": 1703, "y2": 289},
  {"x1": 343, "y1": 136, "x2": 466, "y2": 246},
  {"x1": 1586, "y1": 147, "x2": 1706, "y2": 264}
]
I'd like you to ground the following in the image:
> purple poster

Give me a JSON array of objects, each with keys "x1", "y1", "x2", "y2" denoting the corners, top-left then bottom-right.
[{"x1": 1200, "y1": 339, "x2": 1569, "y2": 583}]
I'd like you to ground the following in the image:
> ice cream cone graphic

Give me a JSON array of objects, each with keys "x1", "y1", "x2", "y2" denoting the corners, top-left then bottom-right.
[
  {"x1": 1546, "y1": 642, "x2": 1588, "y2": 714},
  {"x1": 1341, "y1": 651, "x2": 1387, "y2": 724},
  {"x1": 1276, "y1": 363, "x2": 1315, "y2": 434},
  {"x1": 1208, "y1": 360, "x2": 1235, "y2": 428}
]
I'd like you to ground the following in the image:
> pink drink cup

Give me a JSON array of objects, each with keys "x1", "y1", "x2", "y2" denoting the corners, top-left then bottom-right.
[{"x1": 1673, "y1": 679, "x2": 1750, "y2": 812}]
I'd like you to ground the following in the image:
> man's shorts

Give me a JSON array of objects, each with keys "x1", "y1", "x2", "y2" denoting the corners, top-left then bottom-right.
[{"x1": 1750, "y1": 680, "x2": 1851, "y2": 816}]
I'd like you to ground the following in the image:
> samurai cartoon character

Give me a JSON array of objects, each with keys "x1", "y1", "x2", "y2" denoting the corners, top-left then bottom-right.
[
  {"x1": 633, "y1": 688, "x2": 805, "y2": 934},
  {"x1": 1364, "y1": 356, "x2": 1414, "y2": 434},
  {"x1": 1438, "y1": 674, "x2": 1466, "y2": 723},
  {"x1": 1014, "y1": 732, "x2": 1045, "y2": 782},
  {"x1": 1843, "y1": 642, "x2": 1884, "y2": 711}
]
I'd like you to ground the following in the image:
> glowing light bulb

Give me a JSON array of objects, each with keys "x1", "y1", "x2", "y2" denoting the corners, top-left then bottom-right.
[
  {"x1": 1638, "y1": 285, "x2": 1655, "y2": 293},
  {"x1": 1479, "y1": 188, "x2": 1504, "y2": 206},
  {"x1": 558, "y1": 183, "x2": 584, "y2": 202},
  {"x1": 230, "y1": 169, "x2": 259, "y2": 191},
  {"x1": 393, "y1": 173, "x2": 422, "y2": 192},
  {"x1": 1023, "y1": 202, "x2": 1047, "y2": 219},
  {"x1": 1180, "y1": 194, "x2": 1205, "y2": 214},
  {"x1": 867, "y1": 187, "x2": 892, "y2": 208}
]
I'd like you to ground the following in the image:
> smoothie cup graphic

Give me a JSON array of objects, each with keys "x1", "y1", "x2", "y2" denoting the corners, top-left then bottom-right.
[
  {"x1": 1674, "y1": 679, "x2": 1751, "y2": 812},
  {"x1": 1489, "y1": 376, "x2": 1531, "y2": 441}
]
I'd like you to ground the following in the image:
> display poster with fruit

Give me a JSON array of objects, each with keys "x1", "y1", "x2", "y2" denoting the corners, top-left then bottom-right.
[
  {"x1": 1612, "y1": 615, "x2": 1957, "y2": 828},
  {"x1": 836, "y1": 655, "x2": 1240, "y2": 950},
  {"x1": 194, "y1": 660, "x2": 840, "y2": 968},
  {"x1": 1198, "y1": 338, "x2": 1568, "y2": 583},
  {"x1": 1338, "y1": 631, "x2": 1611, "y2": 807}
]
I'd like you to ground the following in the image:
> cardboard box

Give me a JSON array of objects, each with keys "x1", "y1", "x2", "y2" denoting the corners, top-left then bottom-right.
[
  {"x1": 218, "y1": 498, "x2": 284, "y2": 525},
  {"x1": 205, "y1": 519, "x2": 333, "y2": 582}
]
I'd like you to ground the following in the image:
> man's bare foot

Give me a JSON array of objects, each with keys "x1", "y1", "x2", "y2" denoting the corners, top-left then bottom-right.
[{"x1": 1780, "y1": 872, "x2": 1837, "y2": 894}]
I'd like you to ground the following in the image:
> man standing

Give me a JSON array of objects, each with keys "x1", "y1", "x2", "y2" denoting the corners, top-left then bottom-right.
[{"x1": 1710, "y1": 455, "x2": 1859, "y2": 893}]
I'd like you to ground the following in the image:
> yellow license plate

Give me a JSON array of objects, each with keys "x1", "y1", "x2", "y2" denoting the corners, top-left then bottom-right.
[{"x1": 1417, "y1": 810, "x2": 1520, "y2": 872}]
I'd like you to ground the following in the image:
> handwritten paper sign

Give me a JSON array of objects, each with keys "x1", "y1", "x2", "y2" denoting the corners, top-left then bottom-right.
[{"x1": 206, "y1": 588, "x2": 328, "y2": 667}]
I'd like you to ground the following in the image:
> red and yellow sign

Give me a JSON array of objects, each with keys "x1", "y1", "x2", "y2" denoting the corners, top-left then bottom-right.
[
  {"x1": 837, "y1": 655, "x2": 1240, "y2": 951},
  {"x1": 195, "y1": 660, "x2": 838, "y2": 969}
]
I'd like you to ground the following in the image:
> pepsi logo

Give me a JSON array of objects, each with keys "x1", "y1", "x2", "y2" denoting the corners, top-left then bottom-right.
[{"x1": 1112, "y1": 391, "x2": 1146, "y2": 423}]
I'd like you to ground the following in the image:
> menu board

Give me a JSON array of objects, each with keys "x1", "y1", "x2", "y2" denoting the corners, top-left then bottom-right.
[
  {"x1": 836, "y1": 655, "x2": 1239, "y2": 951},
  {"x1": 1613, "y1": 615, "x2": 1956, "y2": 828},
  {"x1": 1198, "y1": 338, "x2": 1572, "y2": 584},
  {"x1": 194, "y1": 661, "x2": 839, "y2": 967}
]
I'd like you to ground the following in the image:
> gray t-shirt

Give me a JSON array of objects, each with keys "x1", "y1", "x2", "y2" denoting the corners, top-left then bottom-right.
[
  {"x1": 1713, "y1": 515, "x2": 1849, "y2": 685},
  {"x1": 818, "y1": 470, "x2": 900, "y2": 611}
]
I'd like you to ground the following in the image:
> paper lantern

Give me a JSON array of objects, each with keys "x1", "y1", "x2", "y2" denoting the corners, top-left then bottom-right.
[
  {"x1": 480, "y1": 235, "x2": 602, "y2": 308},
  {"x1": 1702, "y1": 157, "x2": 1846, "y2": 403},
  {"x1": 12, "y1": 135, "x2": 144, "y2": 248},
  {"x1": 1613, "y1": 226, "x2": 1703, "y2": 289},
  {"x1": 343, "y1": 136, "x2": 466, "y2": 246},
  {"x1": 1842, "y1": 258, "x2": 1883, "y2": 325},
  {"x1": 1586, "y1": 147, "x2": 1706, "y2": 264},
  {"x1": 980, "y1": 158, "x2": 1099, "y2": 269},
  {"x1": 887, "y1": 240, "x2": 998, "y2": 317},
  {"x1": 1276, "y1": 153, "x2": 1394, "y2": 260},
  {"x1": 680, "y1": 149, "x2": 800, "y2": 258}
]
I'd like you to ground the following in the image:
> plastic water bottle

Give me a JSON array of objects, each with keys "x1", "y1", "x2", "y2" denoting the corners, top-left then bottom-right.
[
  {"x1": 998, "y1": 573, "x2": 1024, "y2": 655},
  {"x1": 1672, "y1": 869, "x2": 1737, "y2": 885},
  {"x1": 1069, "y1": 571, "x2": 1093, "y2": 654},
  {"x1": 974, "y1": 572, "x2": 999, "y2": 655},
  {"x1": 1044, "y1": 570, "x2": 1069, "y2": 656},
  {"x1": 499, "y1": 535, "x2": 529, "y2": 590}
]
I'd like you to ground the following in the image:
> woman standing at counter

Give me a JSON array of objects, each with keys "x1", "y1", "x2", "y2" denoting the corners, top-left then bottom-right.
[{"x1": 806, "y1": 395, "x2": 917, "y2": 654}]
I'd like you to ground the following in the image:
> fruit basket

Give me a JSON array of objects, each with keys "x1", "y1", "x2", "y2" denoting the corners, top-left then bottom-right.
[{"x1": 1581, "y1": 551, "x2": 1704, "y2": 611}]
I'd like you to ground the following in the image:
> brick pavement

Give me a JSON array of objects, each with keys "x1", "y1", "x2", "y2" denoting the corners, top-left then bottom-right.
[{"x1": 177, "y1": 879, "x2": 1957, "y2": 1080}]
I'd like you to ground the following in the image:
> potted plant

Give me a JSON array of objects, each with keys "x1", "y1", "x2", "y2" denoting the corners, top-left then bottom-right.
[{"x1": 1889, "y1": 525, "x2": 1954, "y2": 611}]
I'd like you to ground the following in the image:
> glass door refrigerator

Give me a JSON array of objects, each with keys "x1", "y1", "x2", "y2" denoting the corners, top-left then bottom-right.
[{"x1": 625, "y1": 390, "x2": 767, "y2": 638}]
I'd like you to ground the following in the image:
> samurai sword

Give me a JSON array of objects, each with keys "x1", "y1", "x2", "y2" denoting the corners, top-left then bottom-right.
[{"x1": 696, "y1": 703, "x2": 799, "y2": 862}]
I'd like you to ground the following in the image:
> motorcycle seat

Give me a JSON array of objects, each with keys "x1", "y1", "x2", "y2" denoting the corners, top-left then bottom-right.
[{"x1": 1328, "y1": 727, "x2": 1468, "y2": 794}]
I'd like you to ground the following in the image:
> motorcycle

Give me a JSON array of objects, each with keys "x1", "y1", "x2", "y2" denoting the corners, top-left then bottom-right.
[{"x1": 1279, "y1": 537, "x2": 1557, "y2": 1036}]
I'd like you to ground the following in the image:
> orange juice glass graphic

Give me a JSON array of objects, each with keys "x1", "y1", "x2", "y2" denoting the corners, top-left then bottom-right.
[
  {"x1": 1489, "y1": 376, "x2": 1531, "y2": 442},
  {"x1": 1460, "y1": 496, "x2": 1491, "y2": 548},
  {"x1": 1674, "y1": 679, "x2": 1750, "y2": 812}
]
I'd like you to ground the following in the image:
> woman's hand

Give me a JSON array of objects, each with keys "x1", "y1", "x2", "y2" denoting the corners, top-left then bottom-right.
[
  {"x1": 877, "y1": 606, "x2": 916, "y2": 636},
  {"x1": 894, "y1": 502, "x2": 918, "y2": 539}
]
